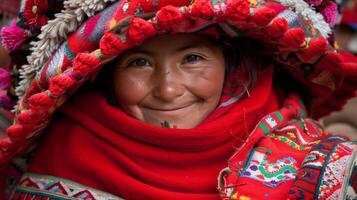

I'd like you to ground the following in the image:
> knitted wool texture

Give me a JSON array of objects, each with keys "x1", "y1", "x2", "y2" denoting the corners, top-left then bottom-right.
[{"x1": 0, "y1": 0, "x2": 356, "y2": 185}]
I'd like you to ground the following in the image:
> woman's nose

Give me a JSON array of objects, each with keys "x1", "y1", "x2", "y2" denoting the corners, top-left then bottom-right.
[{"x1": 152, "y1": 70, "x2": 185, "y2": 102}]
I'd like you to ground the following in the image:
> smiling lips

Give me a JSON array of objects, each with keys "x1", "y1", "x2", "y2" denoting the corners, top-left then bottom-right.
[{"x1": 143, "y1": 103, "x2": 195, "y2": 115}]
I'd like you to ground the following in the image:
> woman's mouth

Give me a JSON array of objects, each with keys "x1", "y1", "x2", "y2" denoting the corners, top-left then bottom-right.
[{"x1": 142, "y1": 103, "x2": 195, "y2": 116}]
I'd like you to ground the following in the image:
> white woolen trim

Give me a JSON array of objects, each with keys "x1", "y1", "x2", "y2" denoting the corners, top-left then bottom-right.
[
  {"x1": 15, "y1": 0, "x2": 115, "y2": 98},
  {"x1": 274, "y1": 0, "x2": 331, "y2": 38}
]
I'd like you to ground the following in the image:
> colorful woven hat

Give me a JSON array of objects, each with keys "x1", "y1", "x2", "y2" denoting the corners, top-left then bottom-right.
[{"x1": 0, "y1": 0, "x2": 356, "y2": 163}]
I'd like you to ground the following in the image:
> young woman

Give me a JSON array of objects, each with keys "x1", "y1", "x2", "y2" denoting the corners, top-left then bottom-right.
[{"x1": 0, "y1": 0, "x2": 356, "y2": 199}]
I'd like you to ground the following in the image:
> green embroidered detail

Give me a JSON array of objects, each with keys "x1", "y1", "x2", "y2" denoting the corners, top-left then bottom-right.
[
  {"x1": 258, "y1": 162, "x2": 297, "y2": 178},
  {"x1": 299, "y1": 108, "x2": 306, "y2": 118},
  {"x1": 296, "y1": 120, "x2": 306, "y2": 131},
  {"x1": 276, "y1": 112, "x2": 283, "y2": 122},
  {"x1": 212, "y1": 0, "x2": 225, "y2": 5},
  {"x1": 240, "y1": 148, "x2": 298, "y2": 188},
  {"x1": 259, "y1": 123, "x2": 270, "y2": 135},
  {"x1": 270, "y1": 134, "x2": 310, "y2": 150}
]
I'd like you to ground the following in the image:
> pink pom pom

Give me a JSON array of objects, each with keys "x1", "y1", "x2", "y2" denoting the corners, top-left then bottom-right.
[
  {"x1": 318, "y1": 2, "x2": 338, "y2": 27},
  {"x1": 1, "y1": 20, "x2": 29, "y2": 52}
]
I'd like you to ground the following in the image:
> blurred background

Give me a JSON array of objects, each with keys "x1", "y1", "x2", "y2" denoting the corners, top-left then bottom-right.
[
  {"x1": 323, "y1": 0, "x2": 357, "y2": 140},
  {"x1": 0, "y1": 0, "x2": 355, "y2": 139}
]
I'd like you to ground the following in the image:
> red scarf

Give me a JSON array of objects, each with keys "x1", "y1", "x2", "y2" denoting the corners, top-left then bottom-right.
[{"x1": 27, "y1": 67, "x2": 280, "y2": 199}]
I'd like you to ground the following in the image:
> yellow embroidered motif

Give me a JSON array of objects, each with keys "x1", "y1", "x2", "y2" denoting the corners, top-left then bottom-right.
[
  {"x1": 108, "y1": 19, "x2": 118, "y2": 30},
  {"x1": 249, "y1": 0, "x2": 257, "y2": 5},
  {"x1": 287, "y1": 132, "x2": 296, "y2": 139},
  {"x1": 239, "y1": 195, "x2": 250, "y2": 200}
]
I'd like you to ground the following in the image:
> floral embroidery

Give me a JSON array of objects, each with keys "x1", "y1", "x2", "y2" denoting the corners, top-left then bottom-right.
[{"x1": 23, "y1": 0, "x2": 49, "y2": 30}]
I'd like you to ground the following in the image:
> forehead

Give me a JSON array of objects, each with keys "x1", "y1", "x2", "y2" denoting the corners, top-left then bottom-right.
[{"x1": 124, "y1": 33, "x2": 220, "y2": 54}]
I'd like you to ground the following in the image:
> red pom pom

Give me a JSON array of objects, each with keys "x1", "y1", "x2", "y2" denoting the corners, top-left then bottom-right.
[
  {"x1": 316, "y1": 51, "x2": 357, "y2": 75},
  {"x1": 7, "y1": 124, "x2": 31, "y2": 141},
  {"x1": 225, "y1": 0, "x2": 250, "y2": 23},
  {"x1": 28, "y1": 92, "x2": 55, "y2": 111},
  {"x1": 0, "y1": 137, "x2": 13, "y2": 152},
  {"x1": 265, "y1": 18, "x2": 288, "y2": 38},
  {"x1": 252, "y1": 8, "x2": 277, "y2": 26},
  {"x1": 191, "y1": 0, "x2": 214, "y2": 19},
  {"x1": 17, "y1": 109, "x2": 46, "y2": 126},
  {"x1": 73, "y1": 53, "x2": 101, "y2": 76},
  {"x1": 127, "y1": 17, "x2": 157, "y2": 45},
  {"x1": 281, "y1": 28, "x2": 306, "y2": 49},
  {"x1": 297, "y1": 37, "x2": 328, "y2": 63},
  {"x1": 156, "y1": 5, "x2": 185, "y2": 30},
  {"x1": 27, "y1": 80, "x2": 42, "y2": 97},
  {"x1": 316, "y1": 51, "x2": 342, "y2": 71},
  {"x1": 100, "y1": 32, "x2": 130, "y2": 56},
  {"x1": 49, "y1": 74, "x2": 76, "y2": 97}
]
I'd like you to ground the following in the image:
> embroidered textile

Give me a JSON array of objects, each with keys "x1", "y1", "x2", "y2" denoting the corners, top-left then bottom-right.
[{"x1": 12, "y1": 173, "x2": 123, "y2": 200}]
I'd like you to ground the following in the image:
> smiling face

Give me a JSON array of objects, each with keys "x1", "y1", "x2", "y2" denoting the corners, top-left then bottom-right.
[{"x1": 112, "y1": 34, "x2": 225, "y2": 128}]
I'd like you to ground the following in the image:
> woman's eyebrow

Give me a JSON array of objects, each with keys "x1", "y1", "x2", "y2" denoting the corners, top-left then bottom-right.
[
  {"x1": 122, "y1": 48, "x2": 154, "y2": 56},
  {"x1": 174, "y1": 42, "x2": 207, "y2": 52}
]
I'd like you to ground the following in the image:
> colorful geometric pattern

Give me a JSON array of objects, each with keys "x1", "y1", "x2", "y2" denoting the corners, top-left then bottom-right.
[
  {"x1": 241, "y1": 147, "x2": 298, "y2": 188},
  {"x1": 219, "y1": 130, "x2": 357, "y2": 200},
  {"x1": 343, "y1": 148, "x2": 357, "y2": 200},
  {"x1": 12, "y1": 173, "x2": 123, "y2": 200},
  {"x1": 317, "y1": 142, "x2": 357, "y2": 200},
  {"x1": 218, "y1": 95, "x2": 329, "y2": 199},
  {"x1": 269, "y1": 118, "x2": 323, "y2": 151},
  {"x1": 287, "y1": 136, "x2": 356, "y2": 200}
]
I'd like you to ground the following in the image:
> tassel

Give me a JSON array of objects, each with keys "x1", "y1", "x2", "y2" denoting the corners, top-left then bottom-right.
[
  {"x1": 127, "y1": 17, "x2": 157, "y2": 45},
  {"x1": 318, "y1": 1, "x2": 338, "y2": 27},
  {"x1": 156, "y1": 5, "x2": 185, "y2": 30},
  {"x1": 251, "y1": 8, "x2": 277, "y2": 26},
  {"x1": 27, "y1": 92, "x2": 55, "y2": 111},
  {"x1": 281, "y1": 28, "x2": 306, "y2": 49},
  {"x1": 225, "y1": 0, "x2": 250, "y2": 23},
  {"x1": 265, "y1": 18, "x2": 288, "y2": 38},
  {"x1": 7, "y1": 124, "x2": 30, "y2": 141},
  {"x1": 49, "y1": 74, "x2": 76, "y2": 96},
  {"x1": 100, "y1": 32, "x2": 130, "y2": 56},
  {"x1": 297, "y1": 37, "x2": 328, "y2": 63},
  {"x1": 17, "y1": 109, "x2": 46, "y2": 126},
  {"x1": 190, "y1": 0, "x2": 214, "y2": 19},
  {"x1": 1, "y1": 20, "x2": 29, "y2": 52}
]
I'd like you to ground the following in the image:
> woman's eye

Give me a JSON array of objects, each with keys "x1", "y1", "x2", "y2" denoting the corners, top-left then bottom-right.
[
  {"x1": 183, "y1": 55, "x2": 203, "y2": 64},
  {"x1": 128, "y1": 58, "x2": 151, "y2": 67}
]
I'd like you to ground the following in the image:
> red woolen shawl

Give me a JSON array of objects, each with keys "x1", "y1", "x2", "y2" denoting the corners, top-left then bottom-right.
[{"x1": 27, "y1": 68, "x2": 280, "y2": 199}]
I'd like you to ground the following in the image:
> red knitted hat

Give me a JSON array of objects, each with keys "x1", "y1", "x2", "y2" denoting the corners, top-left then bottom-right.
[{"x1": 0, "y1": 0, "x2": 356, "y2": 162}]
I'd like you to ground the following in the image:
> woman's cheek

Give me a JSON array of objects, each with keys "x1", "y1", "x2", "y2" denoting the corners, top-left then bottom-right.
[
  {"x1": 113, "y1": 70, "x2": 151, "y2": 105},
  {"x1": 184, "y1": 65, "x2": 225, "y2": 99}
]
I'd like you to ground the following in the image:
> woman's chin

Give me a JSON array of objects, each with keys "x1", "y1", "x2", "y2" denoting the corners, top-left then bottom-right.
[{"x1": 144, "y1": 118, "x2": 201, "y2": 129}]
